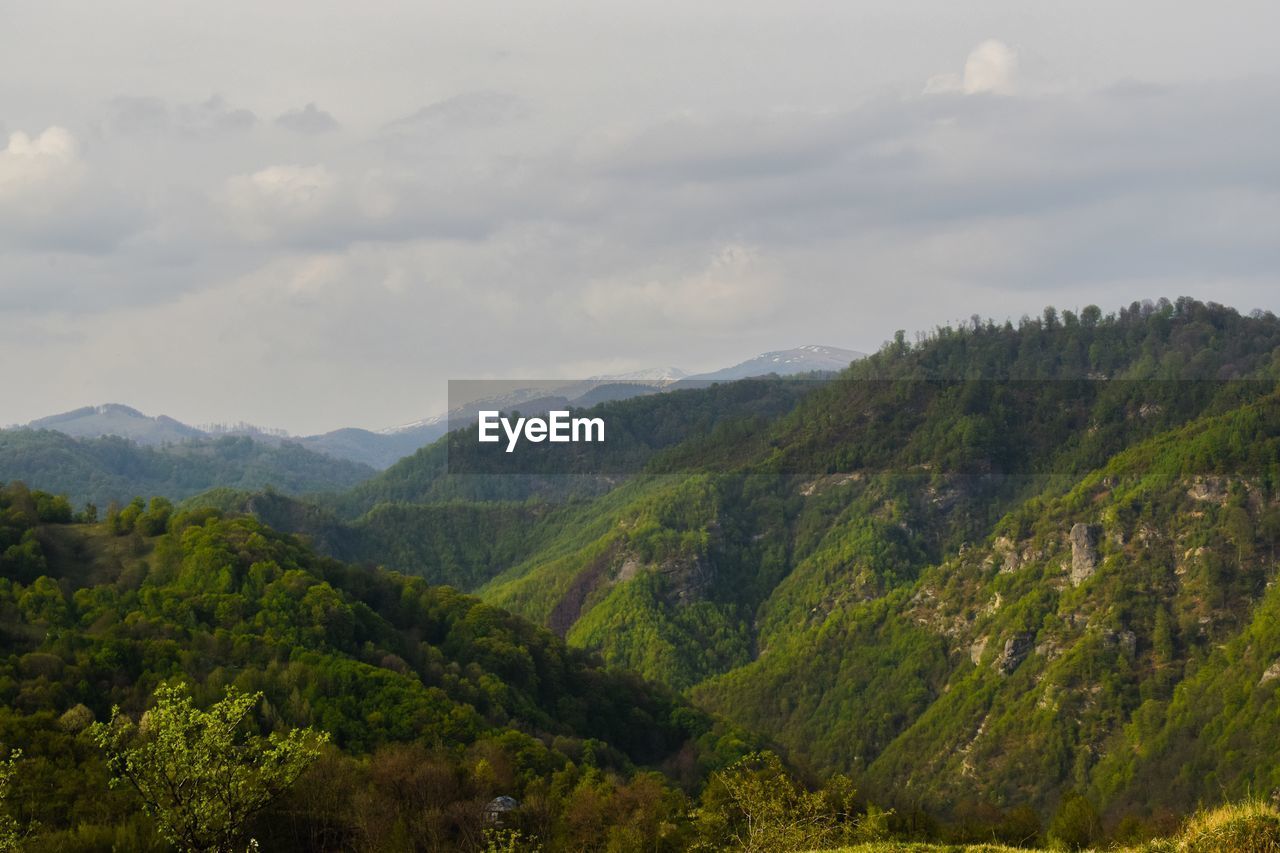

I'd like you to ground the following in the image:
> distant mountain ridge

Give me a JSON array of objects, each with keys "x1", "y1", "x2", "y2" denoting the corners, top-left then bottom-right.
[
  {"x1": 373, "y1": 345, "x2": 863, "y2": 449},
  {"x1": 13, "y1": 404, "x2": 438, "y2": 471},
  {"x1": 0, "y1": 429, "x2": 375, "y2": 509},
  {"x1": 28, "y1": 403, "x2": 205, "y2": 445},
  {"x1": 13, "y1": 345, "x2": 862, "y2": 469},
  {"x1": 688, "y1": 345, "x2": 865, "y2": 380}
]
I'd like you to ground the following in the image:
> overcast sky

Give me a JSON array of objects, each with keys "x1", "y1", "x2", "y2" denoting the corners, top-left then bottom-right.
[{"x1": 2, "y1": 2, "x2": 1279, "y2": 434}]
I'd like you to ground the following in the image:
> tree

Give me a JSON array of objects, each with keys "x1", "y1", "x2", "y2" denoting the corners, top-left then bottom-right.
[
  {"x1": 693, "y1": 752, "x2": 842, "y2": 852},
  {"x1": 892, "y1": 330, "x2": 909, "y2": 357},
  {"x1": 0, "y1": 749, "x2": 21, "y2": 852},
  {"x1": 92, "y1": 683, "x2": 327, "y2": 853},
  {"x1": 1049, "y1": 792, "x2": 1101, "y2": 850},
  {"x1": 136, "y1": 496, "x2": 174, "y2": 536}
]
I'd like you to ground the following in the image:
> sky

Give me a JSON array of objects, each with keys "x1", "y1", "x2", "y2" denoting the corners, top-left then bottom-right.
[{"x1": 2, "y1": 1, "x2": 1279, "y2": 434}]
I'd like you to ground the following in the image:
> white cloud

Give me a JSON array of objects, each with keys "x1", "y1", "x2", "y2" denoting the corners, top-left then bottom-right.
[
  {"x1": 2, "y1": 4, "x2": 1280, "y2": 431},
  {"x1": 0, "y1": 126, "x2": 143, "y2": 252},
  {"x1": 222, "y1": 164, "x2": 340, "y2": 241},
  {"x1": 925, "y1": 40, "x2": 1018, "y2": 95},
  {"x1": 0, "y1": 127, "x2": 84, "y2": 208},
  {"x1": 964, "y1": 40, "x2": 1019, "y2": 94},
  {"x1": 581, "y1": 243, "x2": 781, "y2": 328}
]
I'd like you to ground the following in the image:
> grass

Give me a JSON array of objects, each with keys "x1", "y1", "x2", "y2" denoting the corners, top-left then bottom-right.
[
  {"x1": 1135, "y1": 799, "x2": 1280, "y2": 852},
  {"x1": 818, "y1": 799, "x2": 1280, "y2": 852},
  {"x1": 824, "y1": 840, "x2": 1024, "y2": 845}
]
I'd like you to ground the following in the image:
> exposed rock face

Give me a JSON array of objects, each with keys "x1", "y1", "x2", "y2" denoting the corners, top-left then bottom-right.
[
  {"x1": 1187, "y1": 476, "x2": 1229, "y2": 504},
  {"x1": 1103, "y1": 628, "x2": 1138, "y2": 659},
  {"x1": 615, "y1": 557, "x2": 642, "y2": 584},
  {"x1": 657, "y1": 554, "x2": 713, "y2": 604},
  {"x1": 970, "y1": 636, "x2": 989, "y2": 665},
  {"x1": 995, "y1": 632, "x2": 1034, "y2": 675},
  {"x1": 1259, "y1": 659, "x2": 1280, "y2": 687},
  {"x1": 993, "y1": 536, "x2": 1020, "y2": 574},
  {"x1": 1069, "y1": 523, "x2": 1102, "y2": 586}
]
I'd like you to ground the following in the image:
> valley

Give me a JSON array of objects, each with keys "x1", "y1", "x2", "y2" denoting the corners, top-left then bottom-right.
[{"x1": 4, "y1": 298, "x2": 1280, "y2": 849}]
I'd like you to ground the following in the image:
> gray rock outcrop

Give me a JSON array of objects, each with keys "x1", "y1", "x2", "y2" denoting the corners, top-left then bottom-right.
[
  {"x1": 995, "y1": 632, "x2": 1035, "y2": 675},
  {"x1": 1069, "y1": 523, "x2": 1102, "y2": 586}
]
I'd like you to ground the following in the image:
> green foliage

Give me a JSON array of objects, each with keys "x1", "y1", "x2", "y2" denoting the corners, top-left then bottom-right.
[
  {"x1": 1157, "y1": 799, "x2": 1280, "y2": 852},
  {"x1": 1047, "y1": 793, "x2": 1100, "y2": 850},
  {"x1": 0, "y1": 508, "x2": 751, "y2": 849},
  {"x1": 11, "y1": 298, "x2": 1280, "y2": 847},
  {"x1": 330, "y1": 377, "x2": 817, "y2": 516},
  {"x1": 0, "y1": 481, "x2": 69, "y2": 583},
  {"x1": 0, "y1": 431, "x2": 375, "y2": 509},
  {"x1": 481, "y1": 827, "x2": 542, "y2": 852},
  {"x1": 0, "y1": 749, "x2": 21, "y2": 852},
  {"x1": 692, "y1": 751, "x2": 883, "y2": 852},
  {"x1": 202, "y1": 299, "x2": 1280, "y2": 830},
  {"x1": 91, "y1": 683, "x2": 326, "y2": 853}
]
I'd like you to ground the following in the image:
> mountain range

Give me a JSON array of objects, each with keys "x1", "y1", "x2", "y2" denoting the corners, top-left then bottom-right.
[
  {"x1": 0, "y1": 481, "x2": 756, "y2": 851},
  {"x1": 188, "y1": 297, "x2": 1280, "y2": 828},
  {"x1": 5, "y1": 345, "x2": 863, "y2": 471},
  {"x1": 11, "y1": 302, "x2": 1280, "y2": 845}
]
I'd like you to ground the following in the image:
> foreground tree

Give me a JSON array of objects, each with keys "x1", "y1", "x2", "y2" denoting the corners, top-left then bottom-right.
[
  {"x1": 92, "y1": 683, "x2": 327, "y2": 853},
  {"x1": 0, "y1": 749, "x2": 21, "y2": 852},
  {"x1": 692, "y1": 751, "x2": 873, "y2": 852}
]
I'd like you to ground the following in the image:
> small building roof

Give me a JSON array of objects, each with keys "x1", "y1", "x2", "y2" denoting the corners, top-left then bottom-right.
[{"x1": 485, "y1": 795, "x2": 519, "y2": 812}]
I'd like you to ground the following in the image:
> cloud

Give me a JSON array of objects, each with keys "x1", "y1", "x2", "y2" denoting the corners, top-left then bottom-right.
[
  {"x1": 102, "y1": 97, "x2": 171, "y2": 134},
  {"x1": 4, "y1": 37, "x2": 1280, "y2": 432},
  {"x1": 0, "y1": 127, "x2": 84, "y2": 206},
  {"x1": 963, "y1": 40, "x2": 1019, "y2": 94},
  {"x1": 103, "y1": 94, "x2": 257, "y2": 136},
  {"x1": 386, "y1": 92, "x2": 527, "y2": 134},
  {"x1": 221, "y1": 164, "x2": 341, "y2": 242},
  {"x1": 217, "y1": 159, "x2": 506, "y2": 247},
  {"x1": 0, "y1": 126, "x2": 142, "y2": 252},
  {"x1": 578, "y1": 110, "x2": 877, "y2": 183},
  {"x1": 580, "y1": 243, "x2": 781, "y2": 328},
  {"x1": 925, "y1": 40, "x2": 1018, "y2": 95},
  {"x1": 216, "y1": 108, "x2": 557, "y2": 249},
  {"x1": 181, "y1": 96, "x2": 258, "y2": 134},
  {"x1": 275, "y1": 103, "x2": 340, "y2": 134}
]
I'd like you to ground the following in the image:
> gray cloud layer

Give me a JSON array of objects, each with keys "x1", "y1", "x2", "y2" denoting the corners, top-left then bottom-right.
[
  {"x1": 1, "y1": 3, "x2": 1278, "y2": 433},
  {"x1": 276, "y1": 103, "x2": 340, "y2": 135}
]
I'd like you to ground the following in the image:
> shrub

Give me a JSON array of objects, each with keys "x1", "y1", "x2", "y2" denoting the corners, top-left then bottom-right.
[{"x1": 1171, "y1": 800, "x2": 1280, "y2": 852}]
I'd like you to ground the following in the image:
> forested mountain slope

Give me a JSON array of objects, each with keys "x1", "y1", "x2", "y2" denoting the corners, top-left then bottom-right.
[
  {"x1": 473, "y1": 298, "x2": 1280, "y2": 819},
  {"x1": 0, "y1": 482, "x2": 753, "y2": 850},
  {"x1": 0, "y1": 430, "x2": 375, "y2": 509},
  {"x1": 697, "y1": 393, "x2": 1280, "y2": 817},
  {"x1": 196, "y1": 298, "x2": 1280, "y2": 826},
  {"x1": 326, "y1": 377, "x2": 819, "y2": 516}
]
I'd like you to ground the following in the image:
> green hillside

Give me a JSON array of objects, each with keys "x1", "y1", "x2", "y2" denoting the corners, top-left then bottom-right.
[
  {"x1": 0, "y1": 431, "x2": 376, "y2": 509},
  {"x1": 698, "y1": 393, "x2": 1280, "y2": 814},
  {"x1": 0, "y1": 480, "x2": 767, "y2": 850},
  {"x1": 327, "y1": 376, "x2": 818, "y2": 516},
  {"x1": 174, "y1": 297, "x2": 1280, "y2": 839}
]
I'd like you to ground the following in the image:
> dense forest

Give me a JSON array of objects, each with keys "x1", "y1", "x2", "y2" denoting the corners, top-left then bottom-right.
[
  {"x1": 202, "y1": 298, "x2": 1280, "y2": 841},
  {"x1": 0, "y1": 481, "x2": 826, "y2": 851},
  {"x1": 0, "y1": 431, "x2": 375, "y2": 509},
  {"x1": 7, "y1": 298, "x2": 1280, "y2": 850}
]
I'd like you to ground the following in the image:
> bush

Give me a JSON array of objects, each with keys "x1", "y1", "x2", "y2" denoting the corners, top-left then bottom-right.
[
  {"x1": 1169, "y1": 800, "x2": 1280, "y2": 852},
  {"x1": 1048, "y1": 792, "x2": 1101, "y2": 850}
]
